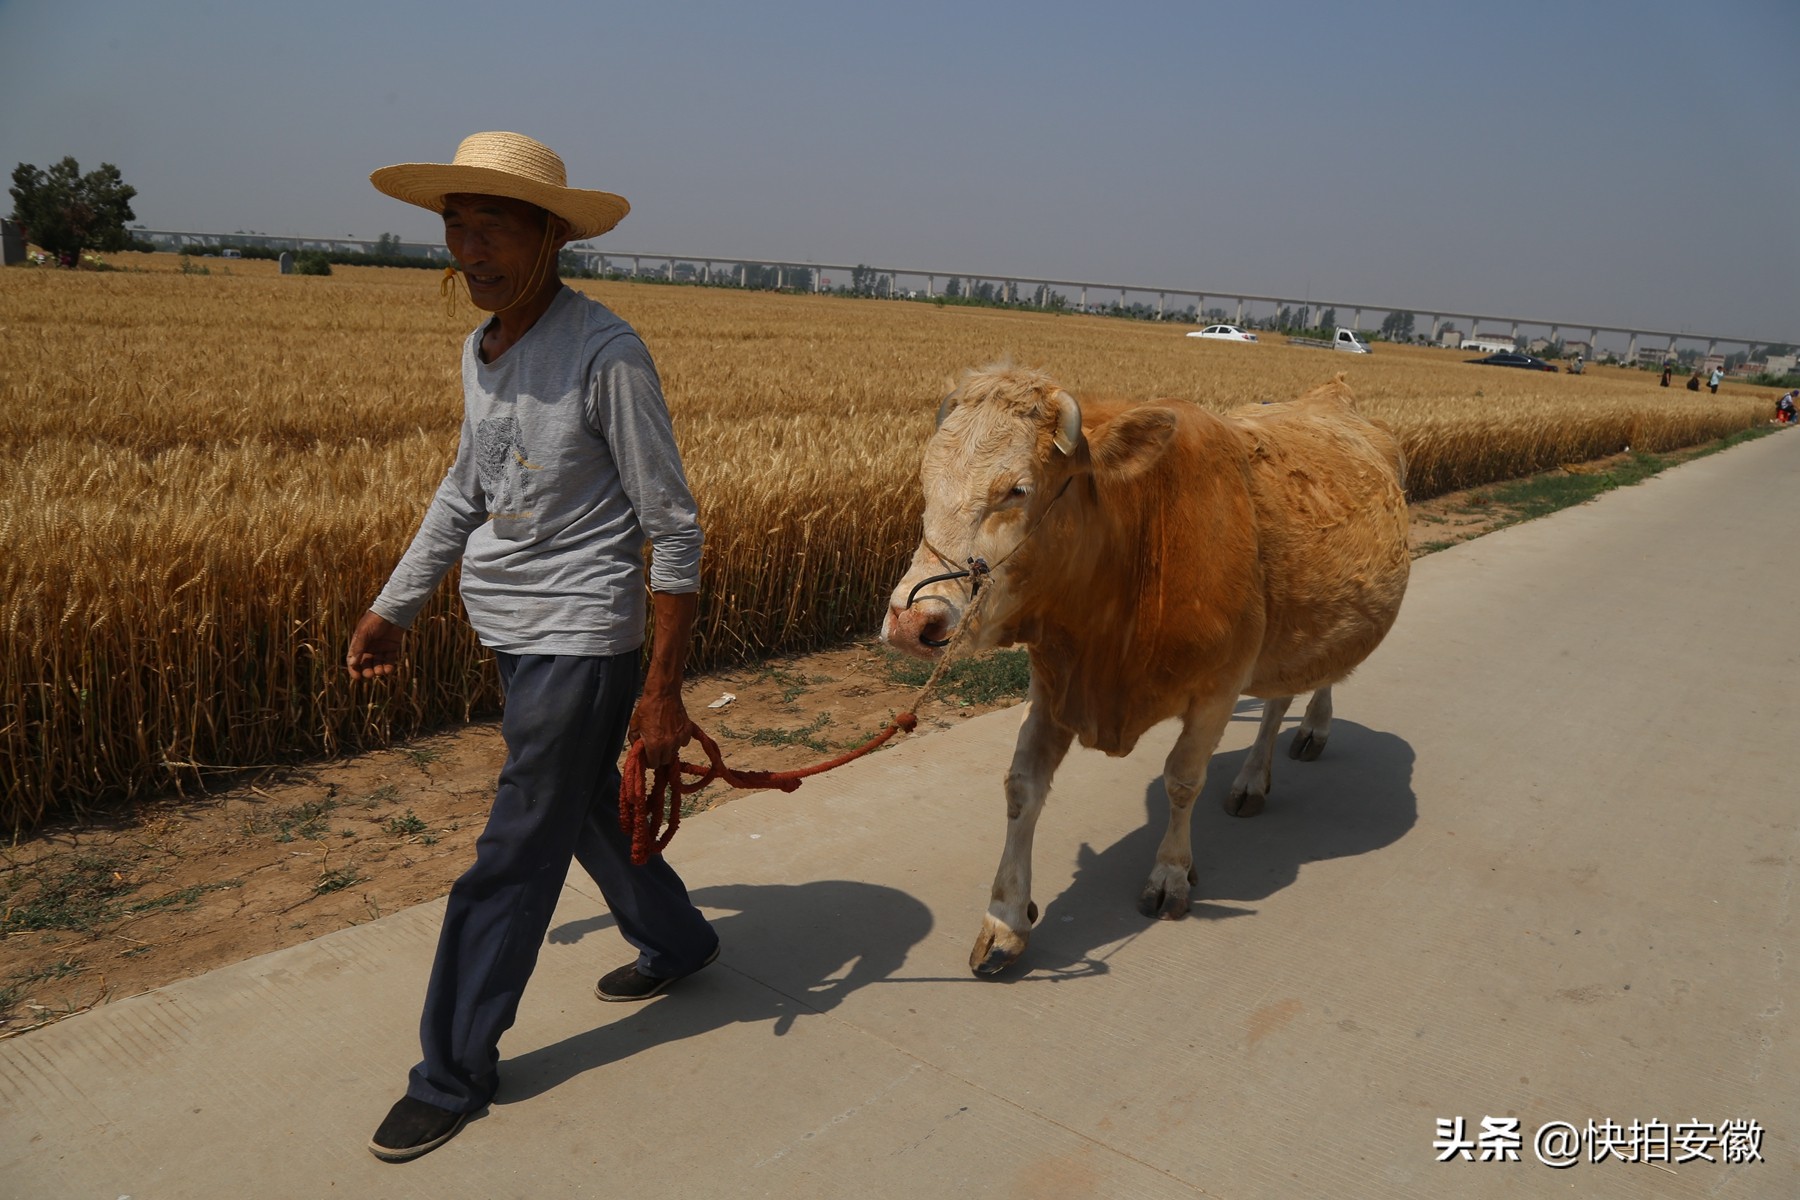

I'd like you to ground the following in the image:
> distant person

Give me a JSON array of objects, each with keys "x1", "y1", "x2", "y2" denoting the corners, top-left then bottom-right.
[
  {"x1": 1708, "y1": 367, "x2": 1724, "y2": 394},
  {"x1": 1686, "y1": 372, "x2": 1702, "y2": 392},
  {"x1": 1777, "y1": 391, "x2": 1798, "y2": 425},
  {"x1": 1568, "y1": 354, "x2": 1584, "y2": 375},
  {"x1": 1660, "y1": 363, "x2": 1673, "y2": 387},
  {"x1": 348, "y1": 131, "x2": 718, "y2": 1163}
]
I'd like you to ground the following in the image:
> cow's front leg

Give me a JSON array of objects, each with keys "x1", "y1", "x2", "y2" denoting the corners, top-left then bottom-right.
[
  {"x1": 1141, "y1": 693, "x2": 1236, "y2": 919},
  {"x1": 1225, "y1": 694, "x2": 1293, "y2": 817},
  {"x1": 971, "y1": 693, "x2": 1073, "y2": 976}
]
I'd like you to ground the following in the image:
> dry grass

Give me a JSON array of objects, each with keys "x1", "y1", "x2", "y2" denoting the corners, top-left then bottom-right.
[{"x1": 0, "y1": 254, "x2": 1775, "y2": 827}]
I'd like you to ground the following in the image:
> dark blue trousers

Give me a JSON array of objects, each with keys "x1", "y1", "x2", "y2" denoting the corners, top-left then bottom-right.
[{"x1": 406, "y1": 651, "x2": 719, "y2": 1113}]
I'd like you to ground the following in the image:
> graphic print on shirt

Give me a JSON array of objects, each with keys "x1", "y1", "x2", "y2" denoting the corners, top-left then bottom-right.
[{"x1": 474, "y1": 415, "x2": 540, "y2": 520}]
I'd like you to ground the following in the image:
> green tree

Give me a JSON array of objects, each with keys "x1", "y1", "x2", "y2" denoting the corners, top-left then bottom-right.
[
  {"x1": 1380, "y1": 310, "x2": 1416, "y2": 340},
  {"x1": 9, "y1": 157, "x2": 138, "y2": 264},
  {"x1": 1318, "y1": 306, "x2": 1337, "y2": 334}
]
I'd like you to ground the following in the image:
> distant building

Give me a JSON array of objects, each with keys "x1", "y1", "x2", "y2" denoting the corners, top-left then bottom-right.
[{"x1": 1437, "y1": 326, "x2": 1462, "y2": 347}]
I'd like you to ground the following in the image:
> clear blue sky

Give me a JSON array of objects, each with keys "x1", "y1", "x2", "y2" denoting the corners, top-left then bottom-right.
[{"x1": 4, "y1": 0, "x2": 1797, "y2": 340}]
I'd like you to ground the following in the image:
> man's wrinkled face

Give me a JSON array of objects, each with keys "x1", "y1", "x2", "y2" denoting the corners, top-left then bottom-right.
[{"x1": 441, "y1": 193, "x2": 560, "y2": 311}]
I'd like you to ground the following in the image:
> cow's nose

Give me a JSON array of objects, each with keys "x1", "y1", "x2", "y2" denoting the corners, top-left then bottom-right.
[{"x1": 884, "y1": 602, "x2": 955, "y2": 658}]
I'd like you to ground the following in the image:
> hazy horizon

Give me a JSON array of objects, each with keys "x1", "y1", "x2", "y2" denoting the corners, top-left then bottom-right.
[{"x1": 4, "y1": 0, "x2": 1797, "y2": 342}]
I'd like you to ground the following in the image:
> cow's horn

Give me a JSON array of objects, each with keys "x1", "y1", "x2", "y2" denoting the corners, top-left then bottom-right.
[
  {"x1": 1052, "y1": 390, "x2": 1083, "y2": 456},
  {"x1": 935, "y1": 392, "x2": 958, "y2": 429}
]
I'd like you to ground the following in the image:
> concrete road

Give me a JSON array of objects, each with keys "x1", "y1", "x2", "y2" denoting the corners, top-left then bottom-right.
[{"x1": 4, "y1": 430, "x2": 1795, "y2": 1199}]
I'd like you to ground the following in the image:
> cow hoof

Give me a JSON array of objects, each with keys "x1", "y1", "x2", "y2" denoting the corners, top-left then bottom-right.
[
  {"x1": 1288, "y1": 731, "x2": 1327, "y2": 761},
  {"x1": 970, "y1": 914, "x2": 1029, "y2": 976},
  {"x1": 1136, "y1": 867, "x2": 1192, "y2": 921},
  {"x1": 1223, "y1": 786, "x2": 1266, "y2": 817}
]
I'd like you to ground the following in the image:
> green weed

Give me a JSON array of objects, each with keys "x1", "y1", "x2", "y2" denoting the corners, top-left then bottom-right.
[
  {"x1": 361, "y1": 784, "x2": 400, "y2": 809},
  {"x1": 725, "y1": 713, "x2": 835, "y2": 753},
  {"x1": 0, "y1": 959, "x2": 86, "y2": 1013},
  {"x1": 1, "y1": 852, "x2": 139, "y2": 933},
  {"x1": 384, "y1": 810, "x2": 427, "y2": 837},
  {"x1": 314, "y1": 867, "x2": 360, "y2": 895},
  {"x1": 121, "y1": 879, "x2": 240, "y2": 916},
  {"x1": 880, "y1": 647, "x2": 1032, "y2": 707}
]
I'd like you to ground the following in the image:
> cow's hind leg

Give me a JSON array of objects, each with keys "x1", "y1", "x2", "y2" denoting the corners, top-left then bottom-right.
[
  {"x1": 1225, "y1": 695, "x2": 1293, "y2": 817},
  {"x1": 1288, "y1": 686, "x2": 1333, "y2": 761},
  {"x1": 1141, "y1": 692, "x2": 1237, "y2": 920},
  {"x1": 971, "y1": 688, "x2": 1074, "y2": 976}
]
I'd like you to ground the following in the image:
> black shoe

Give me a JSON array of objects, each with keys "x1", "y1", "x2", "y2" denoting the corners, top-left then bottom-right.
[
  {"x1": 594, "y1": 943, "x2": 720, "y2": 1002},
  {"x1": 368, "y1": 1095, "x2": 470, "y2": 1163}
]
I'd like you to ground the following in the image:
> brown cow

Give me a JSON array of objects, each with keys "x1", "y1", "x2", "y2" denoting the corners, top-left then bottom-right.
[{"x1": 882, "y1": 365, "x2": 1409, "y2": 975}]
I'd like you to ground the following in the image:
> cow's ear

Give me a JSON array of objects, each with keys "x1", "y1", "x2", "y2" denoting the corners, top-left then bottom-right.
[{"x1": 1086, "y1": 406, "x2": 1178, "y2": 478}]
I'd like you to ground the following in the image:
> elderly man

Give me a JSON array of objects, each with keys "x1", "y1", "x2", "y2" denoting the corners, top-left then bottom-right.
[{"x1": 350, "y1": 132, "x2": 718, "y2": 1162}]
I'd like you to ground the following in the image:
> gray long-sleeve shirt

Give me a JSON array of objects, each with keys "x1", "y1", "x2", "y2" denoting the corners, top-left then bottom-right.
[{"x1": 372, "y1": 286, "x2": 702, "y2": 656}]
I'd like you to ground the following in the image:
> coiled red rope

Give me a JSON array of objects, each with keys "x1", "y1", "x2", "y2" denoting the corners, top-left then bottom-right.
[{"x1": 619, "y1": 713, "x2": 918, "y2": 865}]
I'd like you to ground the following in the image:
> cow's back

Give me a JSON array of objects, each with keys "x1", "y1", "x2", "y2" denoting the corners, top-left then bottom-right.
[{"x1": 1225, "y1": 376, "x2": 1409, "y2": 698}]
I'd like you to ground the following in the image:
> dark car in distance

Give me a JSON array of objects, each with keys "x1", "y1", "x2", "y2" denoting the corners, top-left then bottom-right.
[{"x1": 1467, "y1": 352, "x2": 1560, "y2": 372}]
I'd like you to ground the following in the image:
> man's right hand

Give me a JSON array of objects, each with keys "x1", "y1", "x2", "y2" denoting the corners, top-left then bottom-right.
[{"x1": 347, "y1": 610, "x2": 405, "y2": 681}]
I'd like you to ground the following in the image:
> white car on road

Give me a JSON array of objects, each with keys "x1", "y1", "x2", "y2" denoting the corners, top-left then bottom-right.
[{"x1": 1186, "y1": 324, "x2": 1259, "y2": 343}]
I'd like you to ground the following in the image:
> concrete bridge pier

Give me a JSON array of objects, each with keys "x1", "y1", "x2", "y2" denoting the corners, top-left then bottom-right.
[
  {"x1": 1156, "y1": 293, "x2": 1166, "y2": 320},
  {"x1": 1627, "y1": 333, "x2": 1639, "y2": 361},
  {"x1": 1235, "y1": 298, "x2": 1244, "y2": 325}
]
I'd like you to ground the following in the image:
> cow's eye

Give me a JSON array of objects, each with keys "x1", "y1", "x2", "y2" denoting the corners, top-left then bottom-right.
[{"x1": 1007, "y1": 484, "x2": 1029, "y2": 499}]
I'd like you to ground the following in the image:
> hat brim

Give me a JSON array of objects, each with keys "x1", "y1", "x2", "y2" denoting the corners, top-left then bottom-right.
[{"x1": 370, "y1": 163, "x2": 628, "y2": 241}]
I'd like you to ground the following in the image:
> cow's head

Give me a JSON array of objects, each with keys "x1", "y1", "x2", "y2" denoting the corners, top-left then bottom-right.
[{"x1": 882, "y1": 365, "x2": 1178, "y2": 658}]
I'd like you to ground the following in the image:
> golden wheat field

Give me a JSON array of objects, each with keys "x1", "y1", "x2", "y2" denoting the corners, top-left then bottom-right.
[{"x1": 0, "y1": 253, "x2": 1775, "y2": 827}]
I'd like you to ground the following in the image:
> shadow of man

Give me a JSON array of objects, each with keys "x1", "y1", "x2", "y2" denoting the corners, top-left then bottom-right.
[
  {"x1": 991, "y1": 717, "x2": 1417, "y2": 980},
  {"x1": 497, "y1": 879, "x2": 933, "y2": 1103}
]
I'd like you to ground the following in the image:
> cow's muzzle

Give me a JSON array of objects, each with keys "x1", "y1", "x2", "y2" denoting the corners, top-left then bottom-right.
[{"x1": 904, "y1": 556, "x2": 989, "y2": 646}]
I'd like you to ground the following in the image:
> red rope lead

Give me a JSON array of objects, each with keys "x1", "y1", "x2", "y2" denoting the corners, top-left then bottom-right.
[{"x1": 619, "y1": 713, "x2": 919, "y2": 865}]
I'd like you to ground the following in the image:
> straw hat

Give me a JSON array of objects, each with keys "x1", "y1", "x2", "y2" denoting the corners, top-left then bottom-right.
[{"x1": 370, "y1": 131, "x2": 629, "y2": 240}]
